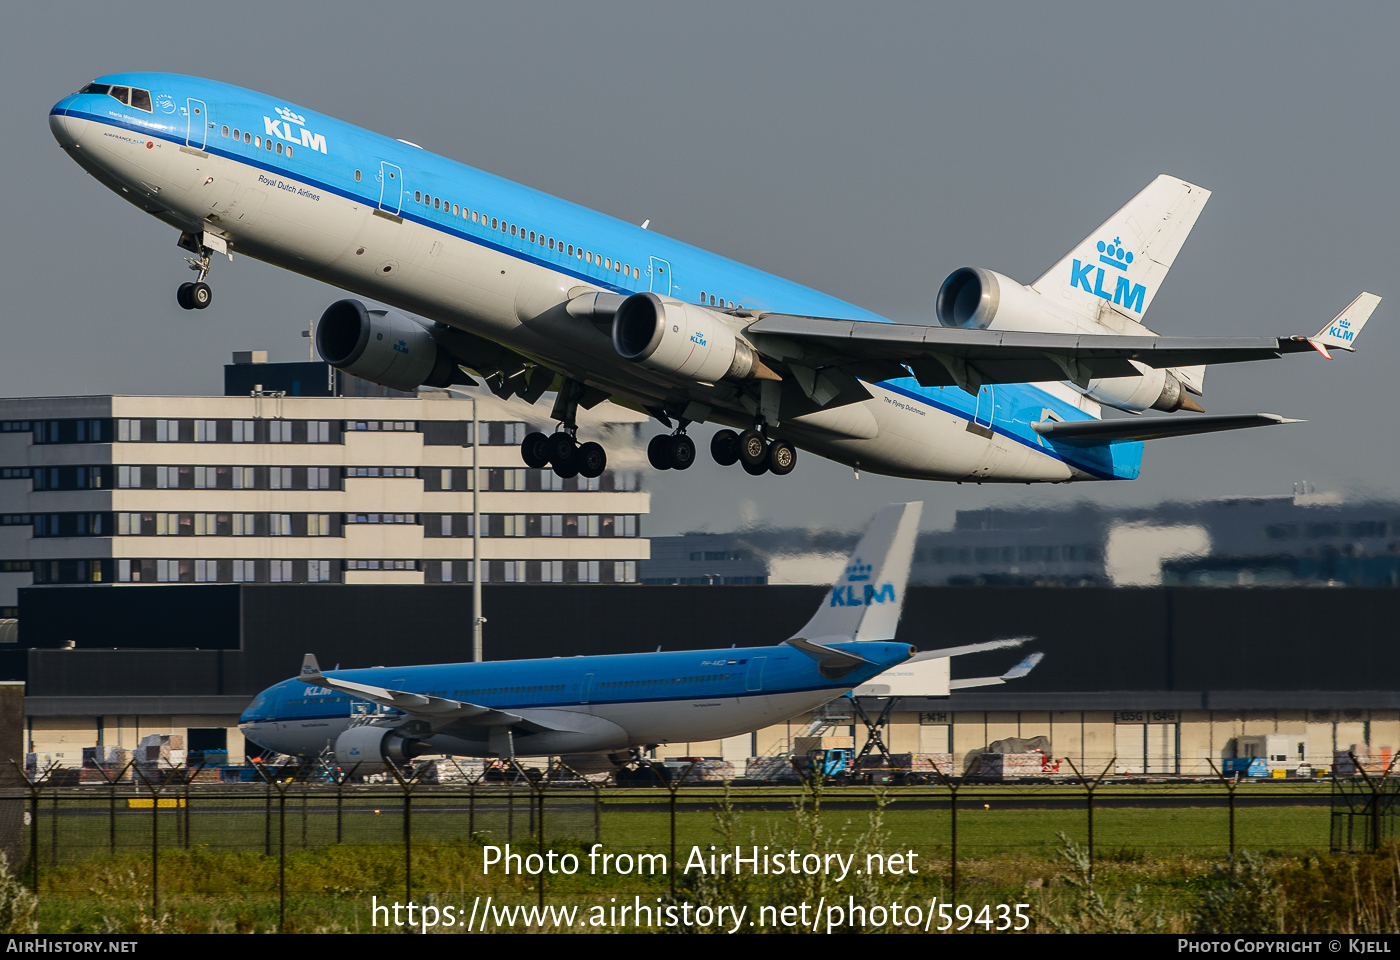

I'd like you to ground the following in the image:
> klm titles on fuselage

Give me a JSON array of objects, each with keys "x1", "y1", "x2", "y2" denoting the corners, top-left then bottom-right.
[
  {"x1": 263, "y1": 106, "x2": 327, "y2": 154},
  {"x1": 1070, "y1": 238, "x2": 1148, "y2": 314}
]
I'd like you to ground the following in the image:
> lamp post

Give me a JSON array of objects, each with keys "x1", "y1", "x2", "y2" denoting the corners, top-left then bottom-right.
[{"x1": 442, "y1": 386, "x2": 484, "y2": 662}]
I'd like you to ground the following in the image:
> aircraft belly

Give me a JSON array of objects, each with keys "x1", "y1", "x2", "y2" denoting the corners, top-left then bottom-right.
[{"x1": 589, "y1": 690, "x2": 842, "y2": 746}]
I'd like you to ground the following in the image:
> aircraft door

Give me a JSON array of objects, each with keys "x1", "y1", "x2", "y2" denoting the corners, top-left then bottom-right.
[
  {"x1": 186, "y1": 99, "x2": 209, "y2": 149},
  {"x1": 649, "y1": 257, "x2": 671, "y2": 296},
  {"x1": 745, "y1": 657, "x2": 767, "y2": 692},
  {"x1": 972, "y1": 385, "x2": 996, "y2": 433},
  {"x1": 581, "y1": 673, "x2": 594, "y2": 704},
  {"x1": 378, "y1": 162, "x2": 403, "y2": 215}
]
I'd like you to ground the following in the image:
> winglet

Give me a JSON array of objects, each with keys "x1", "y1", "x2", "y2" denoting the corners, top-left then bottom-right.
[
  {"x1": 300, "y1": 653, "x2": 322, "y2": 678},
  {"x1": 1312, "y1": 292, "x2": 1381, "y2": 354},
  {"x1": 1001, "y1": 651, "x2": 1044, "y2": 680}
]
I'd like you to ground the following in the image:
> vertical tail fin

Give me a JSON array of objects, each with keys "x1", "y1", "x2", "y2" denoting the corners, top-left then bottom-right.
[
  {"x1": 789, "y1": 502, "x2": 922, "y2": 644},
  {"x1": 1032, "y1": 175, "x2": 1210, "y2": 329}
]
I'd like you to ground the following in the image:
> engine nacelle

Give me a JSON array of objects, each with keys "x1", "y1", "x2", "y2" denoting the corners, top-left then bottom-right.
[
  {"x1": 1085, "y1": 364, "x2": 1196, "y2": 414},
  {"x1": 937, "y1": 267, "x2": 1093, "y2": 335},
  {"x1": 612, "y1": 292, "x2": 770, "y2": 383},
  {"x1": 332, "y1": 723, "x2": 425, "y2": 777},
  {"x1": 315, "y1": 299, "x2": 461, "y2": 392}
]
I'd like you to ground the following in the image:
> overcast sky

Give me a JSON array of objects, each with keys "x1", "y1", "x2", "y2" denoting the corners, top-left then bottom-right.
[{"x1": 3, "y1": 3, "x2": 1396, "y2": 535}]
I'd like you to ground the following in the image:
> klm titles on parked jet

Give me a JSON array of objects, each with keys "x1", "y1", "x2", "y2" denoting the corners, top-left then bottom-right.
[{"x1": 50, "y1": 74, "x2": 1380, "y2": 485}]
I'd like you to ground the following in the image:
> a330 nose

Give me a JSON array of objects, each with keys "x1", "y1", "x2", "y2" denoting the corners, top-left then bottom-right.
[{"x1": 49, "y1": 97, "x2": 82, "y2": 149}]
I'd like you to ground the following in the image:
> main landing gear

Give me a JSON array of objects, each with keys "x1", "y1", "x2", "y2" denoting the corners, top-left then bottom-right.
[
  {"x1": 175, "y1": 231, "x2": 214, "y2": 311},
  {"x1": 647, "y1": 429, "x2": 697, "y2": 471},
  {"x1": 519, "y1": 381, "x2": 606, "y2": 479},
  {"x1": 710, "y1": 427, "x2": 797, "y2": 476}
]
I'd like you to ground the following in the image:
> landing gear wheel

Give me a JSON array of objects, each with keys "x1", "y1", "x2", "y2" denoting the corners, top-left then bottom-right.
[
  {"x1": 577, "y1": 441, "x2": 607, "y2": 478},
  {"x1": 190, "y1": 282, "x2": 212, "y2": 309},
  {"x1": 767, "y1": 439, "x2": 797, "y2": 476},
  {"x1": 520, "y1": 432, "x2": 551, "y2": 469},
  {"x1": 647, "y1": 434, "x2": 673, "y2": 471},
  {"x1": 711, "y1": 429, "x2": 740, "y2": 466},
  {"x1": 738, "y1": 429, "x2": 767, "y2": 468},
  {"x1": 741, "y1": 458, "x2": 769, "y2": 476},
  {"x1": 667, "y1": 434, "x2": 696, "y2": 471},
  {"x1": 553, "y1": 451, "x2": 580, "y2": 479},
  {"x1": 545, "y1": 431, "x2": 576, "y2": 465},
  {"x1": 176, "y1": 283, "x2": 195, "y2": 311}
]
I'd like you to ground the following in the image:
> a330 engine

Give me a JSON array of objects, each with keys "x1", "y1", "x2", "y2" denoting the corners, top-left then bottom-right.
[
  {"x1": 936, "y1": 267, "x2": 1199, "y2": 413},
  {"x1": 315, "y1": 299, "x2": 463, "y2": 392},
  {"x1": 332, "y1": 723, "x2": 428, "y2": 777},
  {"x1": 611, "y1": 292, "x2": 777, "y2": 383}
]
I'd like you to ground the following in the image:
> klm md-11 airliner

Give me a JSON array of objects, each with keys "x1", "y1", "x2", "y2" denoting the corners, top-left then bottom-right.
[{"x1": 50, "y1": 74, "x2": 1379, "y2": 484}]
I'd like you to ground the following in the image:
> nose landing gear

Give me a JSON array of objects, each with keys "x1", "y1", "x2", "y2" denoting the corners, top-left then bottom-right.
[{"x1": 175, "y1": 231, "x2": 216, "y2": 311}]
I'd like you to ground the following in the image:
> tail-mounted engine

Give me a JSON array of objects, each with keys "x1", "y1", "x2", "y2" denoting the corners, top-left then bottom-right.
[
  {"x1": 937, "y1": 269, "x2": 1200, "y2": 413},
  {"x1": 315, "y1": 299, "x2": 463, "y2": 392},
  {"x1": 612, "y1": 292, "x2": 777, "y2": 383}
]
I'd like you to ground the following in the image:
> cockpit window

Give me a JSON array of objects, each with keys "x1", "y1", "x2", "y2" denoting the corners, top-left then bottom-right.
[{"x1": 78, "y1": 82, "x2": 152, "y2": 112}]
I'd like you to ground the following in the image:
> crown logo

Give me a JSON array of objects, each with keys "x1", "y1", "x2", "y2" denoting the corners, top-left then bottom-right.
[
  {"x1": 845, "y1": 559, "x2": 872, "y2": 582},
  {"x1": 275, "y1": 106, "x2": 306, "y2": 126},
  {"x1": 1097, "y1": 237, "x2": 1134, "y2": 272}
]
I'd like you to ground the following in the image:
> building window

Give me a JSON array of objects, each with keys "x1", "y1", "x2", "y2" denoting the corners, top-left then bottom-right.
[
  {"x1": 270, "y1": 559, "x2": 294, "y2": 581},
  {"x1": 232, "y1": 467, "x2": 255, "y2": 489},
  {"x1": 615, "y1": 561, "x2": 636, "y2": 583},
  {"x1": 194, "y1": 420, "x2": 217, "y2": 442},
  {"x1": 270, "y1": 467, "x2": 292, "y2": 490},
  {"x1": 308, "y1": 421, "x2": 331, "y2": 443},
  {"x1": 195, "y1": 559, "x2": 217, "y2": 582},
  {"x1": 268, "y1": 421, "x2": 292, "y2": 443},
  {"x1": 307, "y1": 560, "x2": 331, "y2": 582},
  {"x1": 232, "y1": 560, "x2": 256, "y2": 582},
  {"x1": 503, "y1": 468, "x2": 525, "y2": 491},
  {"x1": 440, "y1": 560, "x2": 453, "y2": 582},
  {"x1": 307, "y1": 467, "x2": 331, "y2": 489},
  {"x1": 193, "y1": 466, "x2": 217, "y2": 489},
  {"x1": 232, "y1": 420, "x2": 254, "y2": 442},
  {"x1": 541, "y1": 515, "x2": 564, "y2": 537},
  {"x1": 269, "y1": 514, "x2": 292, "y2": 536},
  {"x1": 541, "y1": 560, "x2": 564, "y2": 583},
  {"x1": 192, "y1": 513, "x2": 216, "y2": 535},
  {"x1": 503, "y1": 514, "x2": 526, "y2": 537},
  {"x1": 578, "y1": 560, "x2": 600, "y2": 583},
  {"x1": 116, "y1": 419, "x2": 142, "y2": 442},
  {"x1": 232, "y1": 514, "x2": 255, "y2": 536},
  {"x1": 155, "y1": 419, "x2": 180, "y2": 442},
  {"x1": 156, "y1": 559, "x2": 180, "y2": 582},
  {"x1": 441, "y1": 515, "x2": 452, "y2": 537},
  {"x1": 308, "y1": 514, "x2": 331, "y2": 536}
]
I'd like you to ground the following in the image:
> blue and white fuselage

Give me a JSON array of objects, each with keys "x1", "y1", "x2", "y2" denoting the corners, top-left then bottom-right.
[{"x1": 49, "y1": 72, "x2": 1152, "y2": 483}]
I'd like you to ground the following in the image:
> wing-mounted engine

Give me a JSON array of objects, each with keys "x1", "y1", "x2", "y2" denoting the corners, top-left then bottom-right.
[
  {"x1": 332, "y1": 722, "x2": 427, "y2": 777},
  {"x1": 315, "y1": 299, "x2": 465, "y2": 392},
  {"x1": 612, "y1": 292, "x2": 778, "y2": 383},
  {"x1": 1084, "y1": 363, "x2": 1200, "y2": 413}
]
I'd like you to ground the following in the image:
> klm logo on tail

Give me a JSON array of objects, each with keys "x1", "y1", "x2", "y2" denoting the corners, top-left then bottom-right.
[
  {"x1": 1328, "y1": 317, "x2": 1355, "y2": 344},
  {"x1": 1070, "y1": 238, "x2": 1147, "y2": 313},
  {"x1": 829, "y1": 558, "x2": 895, "y2": 606}
]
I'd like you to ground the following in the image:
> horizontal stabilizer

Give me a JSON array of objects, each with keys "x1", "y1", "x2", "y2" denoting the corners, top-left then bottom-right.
[
  {"x1": 1033, "y1": 413, "x2": 1299, "y2": 444},
  {"x1": 909, "y1": 637, "x2": 1031, "y2": 662},
  {"x1": 949, "y1": 652, "x2": 1045, "y2": 690}
]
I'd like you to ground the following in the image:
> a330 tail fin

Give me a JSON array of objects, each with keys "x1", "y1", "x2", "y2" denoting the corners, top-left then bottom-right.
[
  {"x1": 789, "y1": 501, "x2": 922, "y2": 645},
  {"x1": 1032, "y1": 175, "x2": 1211, "y2": 329}
]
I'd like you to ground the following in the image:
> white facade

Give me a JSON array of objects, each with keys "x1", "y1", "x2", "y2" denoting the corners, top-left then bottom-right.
[{"x1": 0, "y1": 391, "x2": 650, "y2": 613}]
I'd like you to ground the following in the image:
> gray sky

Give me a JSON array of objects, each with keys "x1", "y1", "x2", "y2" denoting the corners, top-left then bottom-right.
[{"x1": 3, "y1": 3, "x2": 1396, "y2": 535}]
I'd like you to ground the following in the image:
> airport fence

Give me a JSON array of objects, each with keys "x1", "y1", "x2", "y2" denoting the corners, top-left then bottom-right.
[{"x1": 2, "y1": 757, "x2": 1391, "y2": 932}]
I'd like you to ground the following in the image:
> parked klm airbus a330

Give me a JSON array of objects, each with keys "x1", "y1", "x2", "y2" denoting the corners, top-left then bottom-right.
[
  {"x1": 238, "y1": 502, "x2": 1036, "y2": 768},
  {"x1": 51, "y1": 74, "x2": 1379, "y2": 484}
]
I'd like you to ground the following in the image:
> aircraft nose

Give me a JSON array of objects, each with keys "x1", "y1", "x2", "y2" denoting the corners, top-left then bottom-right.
[{"x1": 49, "y1": 105, "x2": 80, "y2": 148}]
